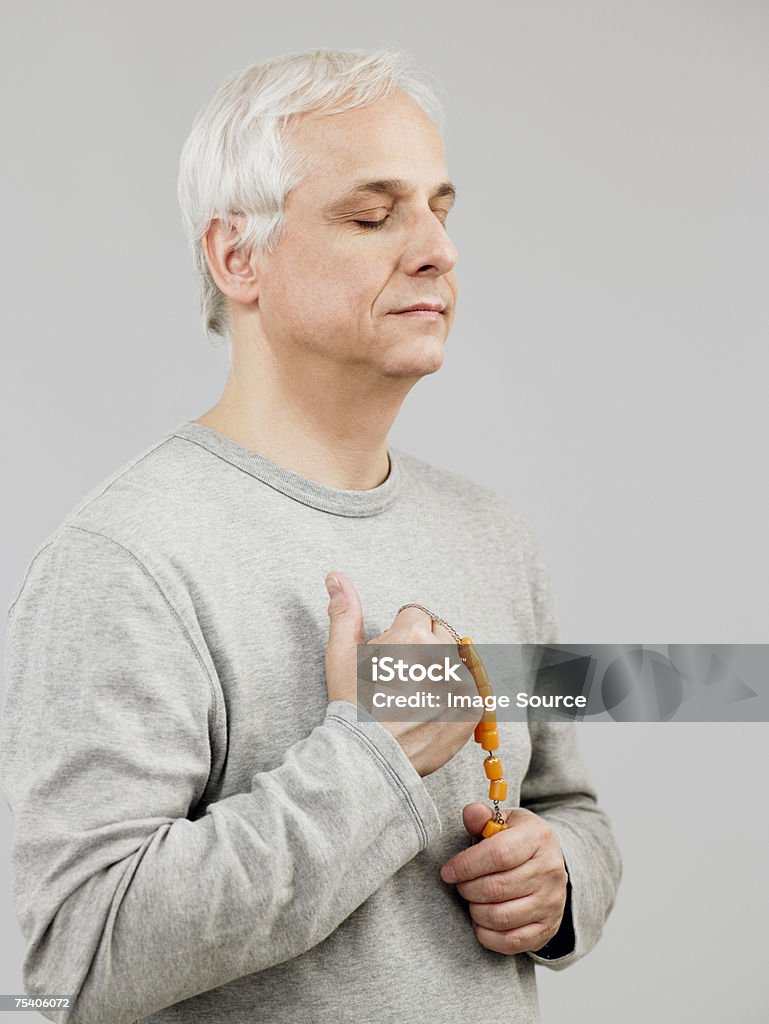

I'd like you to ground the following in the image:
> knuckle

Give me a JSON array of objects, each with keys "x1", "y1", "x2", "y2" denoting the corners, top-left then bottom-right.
[
  {"x1": 488, "y1": 875, "x2": 507, "y2": 902},
  {"x1": 548, "y1": 893, "x2": 565, "y2": 915},
  {"x1": 545, "y1": 860, "x2": 563, "y2": 882},
  {"x1": 501, "y1": 930, "x2": 523, "y2": 954},
  {"x1": 537, "y1": 822, "x2": 553, "y2": 844},
  {"x1": 488, "y1": 903, "x2": 508, "y2": 929},
  {"x1": 540, "y1": 848, "x2": 563, "y2": 875},
  {"x1": 488, "y1": 841, "x2": 509, "y2": 873}
]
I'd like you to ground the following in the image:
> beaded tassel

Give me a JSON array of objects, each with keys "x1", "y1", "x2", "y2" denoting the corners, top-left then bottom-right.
[{"x1": 458, "y1": 637, "x2": 509, "y2": 839}]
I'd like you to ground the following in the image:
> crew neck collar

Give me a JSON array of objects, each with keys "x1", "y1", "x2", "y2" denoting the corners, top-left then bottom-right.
[{"x1": 170, "y1": 420, "x2": 402, "y2": 518}]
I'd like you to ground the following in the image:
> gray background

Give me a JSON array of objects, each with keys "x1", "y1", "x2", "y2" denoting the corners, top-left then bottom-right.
[{"x1": 1, "y1": 1, "x2": 767, "y2": 1021}]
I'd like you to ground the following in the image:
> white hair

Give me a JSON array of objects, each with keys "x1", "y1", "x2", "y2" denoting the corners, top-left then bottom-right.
[{"x1": 177, "y1": 47, "x2": 446, "y2": 342}]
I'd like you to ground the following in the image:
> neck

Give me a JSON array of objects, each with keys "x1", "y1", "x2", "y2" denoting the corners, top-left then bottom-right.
[{"x1": 194, "y1": 333, "x2": 418, "y2": 491}]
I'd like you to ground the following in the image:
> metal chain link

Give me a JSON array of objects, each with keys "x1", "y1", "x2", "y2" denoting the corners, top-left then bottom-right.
[{"x1": 396, "y1": 602, "x2": 463, "y2": 644}]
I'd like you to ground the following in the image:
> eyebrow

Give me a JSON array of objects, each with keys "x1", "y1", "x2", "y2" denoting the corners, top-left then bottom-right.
[{"x1": 324, "y1": 177, "x2": 457, "y2": 214}]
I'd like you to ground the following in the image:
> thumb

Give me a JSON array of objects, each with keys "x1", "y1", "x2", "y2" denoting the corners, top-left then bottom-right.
[
  {"x1": 324, "y1": 572, "x2": 365, "y2": 704},
  {"x1": 462, "y1": 802, "x2": 494, "y2": 839}
]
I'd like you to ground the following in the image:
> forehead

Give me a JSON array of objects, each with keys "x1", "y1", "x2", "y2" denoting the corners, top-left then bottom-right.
[{"x1": 287, "y1": 89, "x2": 448, "y2": 192}]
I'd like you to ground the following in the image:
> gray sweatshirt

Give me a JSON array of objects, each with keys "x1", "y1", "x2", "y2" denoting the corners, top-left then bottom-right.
[{"x1": 1, "y1": 421, "x2": 621, "y2": 1024}]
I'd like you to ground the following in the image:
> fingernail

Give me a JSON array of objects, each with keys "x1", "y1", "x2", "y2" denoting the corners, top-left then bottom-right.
[
  {"x1": 325, "y1": 574, "x2": 342, "y2": 598},
  {"x1": 440, "y1": 864, "x2": 457, "y2": 884}
]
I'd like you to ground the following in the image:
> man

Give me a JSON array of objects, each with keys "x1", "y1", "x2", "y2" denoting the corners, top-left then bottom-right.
[{"x1": 1, "y1": 47, "x2": 621, "y2": 1024}]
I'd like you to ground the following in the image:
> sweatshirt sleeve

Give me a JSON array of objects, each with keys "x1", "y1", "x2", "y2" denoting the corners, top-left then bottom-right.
[
  {"x1": 516, "y1": 516, "x2": 622, "y2": 969},
  {"x1": 521, "y1": 721, "x2": 622, "y2": 969},
  {"x1": 0, "y1": 526, "x2": 441, "y2": 1024}
]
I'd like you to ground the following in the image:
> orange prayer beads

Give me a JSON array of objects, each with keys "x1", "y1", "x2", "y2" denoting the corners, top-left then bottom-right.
[{"x1": 458, "y1": 637, "x2": 509, "y2": 840}]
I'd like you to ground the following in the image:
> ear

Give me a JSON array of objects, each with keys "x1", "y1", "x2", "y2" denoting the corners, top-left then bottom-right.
[{"x1": 203, "y1": 214, "x2": 260, "y2": 305}]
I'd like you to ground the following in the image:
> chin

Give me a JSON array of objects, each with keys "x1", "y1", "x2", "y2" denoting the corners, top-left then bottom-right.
[{"x1": 382, "y1": 336, "x2": 446, "y2": 378}]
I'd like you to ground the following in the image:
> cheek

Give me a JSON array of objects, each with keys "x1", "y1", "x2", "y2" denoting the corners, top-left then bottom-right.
[{"x1": 259, "y1": 253, "x2": 381, "y2": 340}]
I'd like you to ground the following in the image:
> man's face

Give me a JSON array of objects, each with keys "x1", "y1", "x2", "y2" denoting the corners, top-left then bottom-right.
[{"x1": 252, "y1": 88, "x2": 458, "y2": 380}]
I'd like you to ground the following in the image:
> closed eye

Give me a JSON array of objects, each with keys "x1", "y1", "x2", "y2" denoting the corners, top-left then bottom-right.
[
  {"x1": 353, "y1": 208, "x2": 451, "y2": 231},
  {"x1": 354, "y1": 218, "x2": 388, "y2": 230}
]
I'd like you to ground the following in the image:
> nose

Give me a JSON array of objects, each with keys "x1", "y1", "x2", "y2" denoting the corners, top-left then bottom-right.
[{"x1": 402, "y1": 209, "x2": 458, "y2": 278}]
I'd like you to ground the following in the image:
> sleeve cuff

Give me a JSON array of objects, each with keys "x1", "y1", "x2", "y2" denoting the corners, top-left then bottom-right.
[{"x1": 324, "y1": 700, "x2": 442, "y2": 850}]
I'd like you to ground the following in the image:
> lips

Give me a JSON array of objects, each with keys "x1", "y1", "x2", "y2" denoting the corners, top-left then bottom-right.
[{"x1": 390, "y1": 302, "x2": 446, "y2": 314}]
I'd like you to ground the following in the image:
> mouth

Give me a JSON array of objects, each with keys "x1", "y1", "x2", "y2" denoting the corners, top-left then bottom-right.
[{"x1": 389, "y1": 302, "x2": 446, "y2": 317}]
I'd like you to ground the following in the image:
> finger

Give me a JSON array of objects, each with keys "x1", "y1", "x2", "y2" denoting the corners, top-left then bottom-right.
[
  {"x1": 468, "y1": 893, "x2": 542, "y2": 932},
  {"x1": 472, "y1": 919, "x2": 555, "y2": 956},
  {"x1": 325, "y1": 572, "x2": 365, "y2": 643},
  {"x1": 391, "y1": 607, "x2": 460, "y2": 645},
  {"x1": 440, "y1": 824, "x2": 538, "y2": 884},
  {"x1": 392, "y1": 606, "x2": 439, "y2": 639},
  {"x1": 325, "y1": 572, "x2": 365, "y2": 704},
  {"x1": 456, "y1": 861, "x2": 539, "y2": 904},
  {"x1": 430, "y1": 619, "x2": 457, "y2": 645},
  {"x1": 462, "y1": 803, "x2": 493, "y2": 839},
  {"x1": 441, "y1": 830, "x2": 517, "y2": 884}
]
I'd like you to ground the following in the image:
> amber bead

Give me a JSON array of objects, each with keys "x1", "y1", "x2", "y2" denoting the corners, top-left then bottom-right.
[
  {"x1": 471, "y1": 662, "x2": 491, "y2": 691},
  {"x1": 483, "y1": 755, "x2": 504, "y2": 780},
  {"x1": 475, "y1": 717, "x2": 497, "y2": 730},
  {"x1": 488, "y1": 778, "x2": 508, "y2": 802},
  {"x1": 474, "y1": 721, "x2": 497, "y2": 744},
  {"x1": 459, "y1": 638, "x2": 491, "y2": 691},
  {"x1": 481, "y1": 818, "x2": 508, "y2": 839},
  {"x1": 480, "y1": 730, "x2": 500, "y2": 752},
  {"x1": 459, "y1": 636, "x2": 476, "y2": 656}
]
